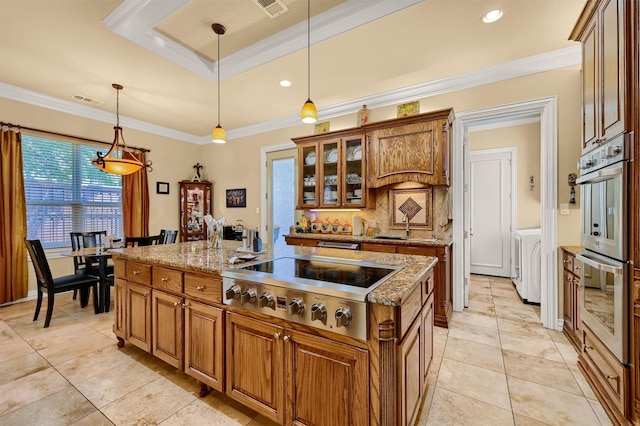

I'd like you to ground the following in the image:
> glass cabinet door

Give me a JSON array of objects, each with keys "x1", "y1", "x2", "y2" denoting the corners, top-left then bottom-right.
[
  {"x1": 320, "y1": 139, "x2": 340, "y2": 208},
  {"x1": 342, "y1": 136, "x2": 365, "y2": 207},
  {"x1": 299, "y1": 143, "x2": 318, "y2": 208}
]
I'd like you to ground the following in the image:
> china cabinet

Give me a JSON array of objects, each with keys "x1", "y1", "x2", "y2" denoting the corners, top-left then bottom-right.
[
  {"x1": 179, "y1": 181, "x2": 212, "y2": 242},
  {"x1": 294, "y1": 132, "x2": 369, "y2": 209}
]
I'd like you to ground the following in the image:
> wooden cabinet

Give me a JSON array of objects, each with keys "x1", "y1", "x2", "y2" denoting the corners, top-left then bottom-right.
[
  {"x1": 126, "y1": 282, "x2": 152, "y2": 352},
  {"x1": 113, "y1": 277, "x2": 126, "y2": 346},
  {"x1": 179, "y1": 181, "x2": 212, "y2": 242},
  {"x1": 225, "y1": 312, "x2": 369, "y2": 426},
  {"x1": 184, "y1": 301, "x2": 224, "y2": 393},
  {"x1": 562, "y1": 249, "x2": 583, "y2": 351},
  {"x1": 570, "y1": 0, "x2": 628, "y2": 153},
  {"x1": 152, "y1": 290, "x2": 183, "y2": 368},
  {"x1": 294, "y1": 133, "x2": 369, "y2": 209},
  {"x1": 367, "y1": 109, "x2": 453, "y2": 187}
]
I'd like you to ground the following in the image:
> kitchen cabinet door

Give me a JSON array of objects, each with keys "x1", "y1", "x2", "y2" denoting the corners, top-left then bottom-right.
[
  {"x1": 184, "y1": 301, "x2": 224, "y2": 393},
  {"x1": 285, "y1": 329, "x2": 369, "y2": 426},
  {"x1": 226, "y1": 313, "x2": 284, "y2": 424},
  {"x1": 152, "y1": 290, "x2": 184, "y2": 368},
  {"x1": 319, "y1": 139, "x2": 341, "y2": 208},
  {"x1": 113, "y1": 277, "x2": 126, "y2": 347},
  {"x1": 398, "y1": 314, "x2": 422, "y2": 426},
  {"x1": 126, "y1": 282, "x2": 152, "y2": 353},
  {"x1": 420, "y1": 293, "x2": 434, "y2": 397},
  {"x1": 298, "y1": 142, "x2": 319, "y2": 209}
]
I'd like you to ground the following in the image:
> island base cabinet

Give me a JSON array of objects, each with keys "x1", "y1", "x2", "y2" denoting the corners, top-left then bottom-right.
[
  {"x1": 126, "y1": 282, "x2": 152, "y2": 353},
  {"x1": 152, "y1": 291, "x2": 184, "y2": 369},
  {"x1": 113, "y1": 277, "x2": 126, "y2": 346},
  {"x1": 398, "y1": 314, "x2": 422, "y2": 426},
  {"x1": 286, "y1": 329, "x2": 369, "y2": 426},
  {"x1": 184, "y1": 301, "x2": 224, "y2": 393},
  {"x1": 226, "y1": 312, "x2": 284, "y2": 424},
  {"x1": 226, "y1": 312, "x2": 369, "y2": 426}
]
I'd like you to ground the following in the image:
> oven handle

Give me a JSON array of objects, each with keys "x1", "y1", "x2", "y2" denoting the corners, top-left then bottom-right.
[
  {"x1": 575, "y1": 253, "x2": 622, "y2": 274},
  {"x1": 576, "y1": 162, "x2": 623, "y2": 184}
]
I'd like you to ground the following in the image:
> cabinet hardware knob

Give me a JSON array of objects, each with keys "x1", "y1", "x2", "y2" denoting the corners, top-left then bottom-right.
[
  {"x1": 143, "y1": 291, "x2": 149, "y2": 297},
  {"x1": 274, "y1": 332, "x2": 281, "y2": 340},
  {"x1": 197, "y1": 286, "x2": 205, "y2": 291},
  {"x1": 133, "y1": 270, "x2": 140, "y2": 275},
  {"x1": 574, "y1": 266, "x2": 581, "y2": 270},
  {"x1": 585, "y1": 345, "x2": 593, "y2": 350},
  {"x1": 283, "y1": 335, "x2": 290, "y2": 342},
  {"x1": 606, "y1": 374, "x2": 617, "y2": 380},
  {"x1": 182, "y1": 303, "x2": 189, "y2": 308},
  {"x1": 161, "y1": 277, "x2": 169, "y2": 282},
  {"x1": 173, "y1": 302, "x2": 179, "y2": 307}
]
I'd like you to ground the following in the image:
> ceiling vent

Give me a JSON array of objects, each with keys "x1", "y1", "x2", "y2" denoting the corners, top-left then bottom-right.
[
  {"x1": 252, "y1": 0, "x2": 289, "y2": 19},
  {"x1": 71, "y1": 94, "x2": 103, "y2": 105}
]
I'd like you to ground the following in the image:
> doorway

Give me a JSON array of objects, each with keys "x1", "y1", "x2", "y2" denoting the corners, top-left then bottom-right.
[
  {"x1": 452, "y1": 97, "x2": 558, "y2": 329},
  {"x1": 260, "y1": 143, "x2": 297, "y2": 245},
  {"x1": 469, "y1": 148, "x2": 515, "y2": 278}
]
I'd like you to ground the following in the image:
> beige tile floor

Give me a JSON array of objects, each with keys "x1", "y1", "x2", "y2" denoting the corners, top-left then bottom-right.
[{"x1": 0, "y1": 275, "x2": 613, "y2": 425}]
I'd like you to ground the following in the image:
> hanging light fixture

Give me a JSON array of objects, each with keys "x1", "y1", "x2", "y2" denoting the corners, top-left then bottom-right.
[
  {"x1": 212, "y1": 23, "x2": 227, "y2": 143},
  {"x1": 300, "y1": 0, "x2": 317, "y2": 124},
  {"x1": 92, "y1": 84, "x2": 144, "y2": 175}
]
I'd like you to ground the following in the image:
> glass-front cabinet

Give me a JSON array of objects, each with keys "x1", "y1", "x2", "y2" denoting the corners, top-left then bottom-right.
[
  {"x1": 179, "y1": 181, "x2": 212, "y2": 242},
  {"x1": 295, "y1": 133, "x2": 367, "y2": 210}
]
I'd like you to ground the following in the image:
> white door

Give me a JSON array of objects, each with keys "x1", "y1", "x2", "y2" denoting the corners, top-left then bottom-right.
[{"x1": 469, "y1": 149, "x2": 514, "y2": 277}]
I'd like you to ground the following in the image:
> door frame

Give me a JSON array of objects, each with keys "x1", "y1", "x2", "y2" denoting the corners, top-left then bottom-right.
[
  {"x1": 260, "y1": 142, "x2": 296, "y2": 242},
  {"x1": 452, "y1": 97, "x2": 558, "y2": 330},
  {"x1": 468, "y1": 147, "x2": 517, "y2": 280}
]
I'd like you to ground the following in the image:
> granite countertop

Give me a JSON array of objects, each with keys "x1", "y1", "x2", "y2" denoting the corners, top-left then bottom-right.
[
  {"x1": 561, "y1": 245, "x2": 583, "y2": 256},
  {"x1": 111, "y1": 240, "x2": 437, "y2": 306},
  {"x1": 283, "y1": 233, "x2": 453, "y2": 247}
]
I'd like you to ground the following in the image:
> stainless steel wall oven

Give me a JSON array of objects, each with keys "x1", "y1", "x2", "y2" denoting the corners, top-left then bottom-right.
[{"x1": 576, "y1": 133, "x2": 630, "y2": 363}]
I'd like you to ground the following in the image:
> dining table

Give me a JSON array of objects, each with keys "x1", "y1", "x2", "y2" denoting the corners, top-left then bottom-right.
[{"x1": 62, "y1": 247, "x2": 121, "y2": 314}]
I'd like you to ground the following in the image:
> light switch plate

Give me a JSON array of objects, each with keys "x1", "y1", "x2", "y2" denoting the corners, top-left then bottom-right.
[{"x1": 560, "y1": 204, "x2": 569, "y2": 215}]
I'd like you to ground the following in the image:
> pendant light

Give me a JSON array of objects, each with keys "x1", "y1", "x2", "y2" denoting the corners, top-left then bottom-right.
[
  {"x1": 92, "y1": 84, "x2": 144, "y2": 175},
  {"x1": 300, "y1": 0, "x2": 317, "y2": 124},
  {"x1": 212, "y1": 23, "x2": 227, "y2": 143}
]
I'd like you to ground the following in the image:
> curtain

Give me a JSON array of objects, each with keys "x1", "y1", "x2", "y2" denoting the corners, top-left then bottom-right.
[
  {"x1": 123, "y1": 152, "x2": 150, "y2": 237},
  {"x1": 0, "y1": 128, "x2": 28, "y2": 303}
]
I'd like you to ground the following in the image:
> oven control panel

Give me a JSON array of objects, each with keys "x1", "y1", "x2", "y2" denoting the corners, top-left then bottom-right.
[
  {"x1": 578, "y1": 134, "x2": 628, "y2": 175},
  {"x1": 222, "y1": 277, "x2": 367, "y2": 341}
]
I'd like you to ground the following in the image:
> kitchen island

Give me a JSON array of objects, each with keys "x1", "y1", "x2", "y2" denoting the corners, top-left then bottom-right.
[{"x1": 112, "y1": 240, "x2": 436, "y2": 426}]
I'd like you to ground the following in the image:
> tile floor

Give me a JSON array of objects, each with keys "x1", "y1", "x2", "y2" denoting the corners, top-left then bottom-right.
[{"x1": 0, "y1": 275, "x2": 613, "y2": 425}]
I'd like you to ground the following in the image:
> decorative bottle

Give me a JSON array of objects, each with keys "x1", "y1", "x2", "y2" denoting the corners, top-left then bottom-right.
[{"x1": 357, "y1": 105, "x2": 370, "y2": 126}]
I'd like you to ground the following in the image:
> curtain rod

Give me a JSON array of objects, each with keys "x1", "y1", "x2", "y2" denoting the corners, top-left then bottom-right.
[{"x1": 0, "y1": 121, "x2": 151, "y2": 153}]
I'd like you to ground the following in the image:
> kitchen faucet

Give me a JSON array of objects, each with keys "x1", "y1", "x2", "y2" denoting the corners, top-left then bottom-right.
[{"x1": 403, "y1": 213, "x2": 410, "y2": 238}]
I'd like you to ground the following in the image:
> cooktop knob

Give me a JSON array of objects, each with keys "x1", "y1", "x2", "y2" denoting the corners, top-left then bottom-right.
[
  {"x1": 241, "y1": 289, "x2": 257, "y2": 305},
  {"x1": 311, "y1": 303, "x2": 327, "y2": 321},
  {"x1": 288, "y1": 298, "x2": 305, "y2": 316},
  {"x1": 225, "y1": 285, "x2": 241, "y2": 300},
  {"x1": 335, "y1": 307, "x2": 352, "y2": 327},
  {"x1": 257, "y1": 292, "x2": 275, "y2": 309}
]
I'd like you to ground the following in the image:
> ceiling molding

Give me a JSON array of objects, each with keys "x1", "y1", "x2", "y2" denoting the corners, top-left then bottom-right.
[
  {"x1": 104, "y1": 0, "x2": 424, "y2": 81},
  {"x1": 0, "y1": 46, "x2": 579, "y2": 145}
]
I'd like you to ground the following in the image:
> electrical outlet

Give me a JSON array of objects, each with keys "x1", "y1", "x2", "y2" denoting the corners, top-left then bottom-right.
[{"x1": 560, "y1": 204, "x2": 569, "y2": 215}]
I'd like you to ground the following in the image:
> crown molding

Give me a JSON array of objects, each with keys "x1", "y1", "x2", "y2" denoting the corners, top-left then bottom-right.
[{"x1": 1, "y1": 46, "x2": 579, "y2": 145}]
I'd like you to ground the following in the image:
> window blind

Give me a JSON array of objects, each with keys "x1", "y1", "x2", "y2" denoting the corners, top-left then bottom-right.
[{"x1": 22, "y1": 134, "x2": 123, "y2": 248}]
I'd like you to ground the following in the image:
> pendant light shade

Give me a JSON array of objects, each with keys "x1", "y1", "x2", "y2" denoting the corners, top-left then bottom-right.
[
  {"x1": 92, "y1": 84, "x2": 144, "y2": 175},
  {"x1": 212, "y1": 23, "x2": 227, "y2": 143},
  {"x1": 300, "y1": 0, "x2": 317, "y2": 124}
]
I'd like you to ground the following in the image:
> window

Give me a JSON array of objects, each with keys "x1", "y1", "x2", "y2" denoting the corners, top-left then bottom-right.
[{"x1": 22, "y1": 134, "x2": 123, "y2": 248}]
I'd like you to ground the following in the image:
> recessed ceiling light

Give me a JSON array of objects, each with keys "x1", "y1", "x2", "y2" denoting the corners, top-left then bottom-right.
[
  {"x1": 482, "y1": 9, "x2": 503, "y2": 23},
  {"x1": 280, "y1": 80, "x2": 292, "y2": 87}
]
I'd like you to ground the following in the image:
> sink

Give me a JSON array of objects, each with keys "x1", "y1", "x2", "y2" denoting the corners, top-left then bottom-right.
[{"x1": 371, "y1": 235, "x2": 408, "y2": 240}]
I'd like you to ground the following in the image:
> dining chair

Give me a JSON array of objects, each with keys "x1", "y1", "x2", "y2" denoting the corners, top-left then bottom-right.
[
  {"x1": 70, "y1": 231, "x2": 114, "y2": 299},
  {"x1": 159, "y1": 229, "x2": 178, "y2": 244},
  {"x1": 25, "y1": 239, "x2": 99, "y2": 328},
  {"x1": 124, "y1": 234, "x2": 164, "y2": 247}
]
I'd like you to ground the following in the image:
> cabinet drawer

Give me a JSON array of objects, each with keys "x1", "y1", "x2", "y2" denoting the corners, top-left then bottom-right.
[
  {"x1": 153, "y1": 267, "x2": 183, "y2": 293},
  {"x1": 185, "y1": 274, "x2": 222, "y2": 304},
  {"x1": 360, "y1": 243, "x2": 396, "y2": 253},
  {"x1": 421, "y1": 271, "x2": 434, "y2": 304},
  {"x1": 581, "y1": 326, "x2": 626, "y2": 412},
  {"x1": 126, "y1": 261, "x2": 151, "y2": 286},
  {"x1": 562, "y1": 251, "x2": 574, "y2": 272},
  {"x1": 572, "y1": 258, "x2": 583, "y2": 276},
  {"x1": 399, "y1": 284, "x2": 422, "y2": 338}
]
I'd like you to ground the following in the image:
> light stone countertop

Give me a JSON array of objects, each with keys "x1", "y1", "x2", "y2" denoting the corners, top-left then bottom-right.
[
  {"x1": 561, "y1": 245, "x2": 583, "y2": 256},
  {"x1": 111, "y1": 240, "x2": 437, "y2": 306},
  {"x1": 283, "y1": 233, "x2": 453, "y2": 247}
]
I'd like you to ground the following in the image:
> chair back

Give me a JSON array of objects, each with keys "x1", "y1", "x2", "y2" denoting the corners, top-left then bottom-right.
[
  {"x1": 124, "y1": 234, "x2": 163, "y2": 247},
  {"x1": 70, "y1": 231, "x2": 107, "y2": 273},
  {"x1": 25, "y1": 239, "x2": 54, "y2": 291},
  {"x1": 159, "y1": 229, "x2": 178, "y2": 244}
]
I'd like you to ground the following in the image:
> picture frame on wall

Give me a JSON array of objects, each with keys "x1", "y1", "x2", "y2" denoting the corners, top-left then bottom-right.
[
  {"x1": 156, "y1": 181, "x2": 170, "y2": 194},
  {"x1": 226, "y1": 188, "x2": 246, "y2": 208}
]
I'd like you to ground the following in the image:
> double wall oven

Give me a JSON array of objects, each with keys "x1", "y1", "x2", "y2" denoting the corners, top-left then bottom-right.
[{"x1": 576, "y1": 133, "x2": 630, "y2": 362}]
